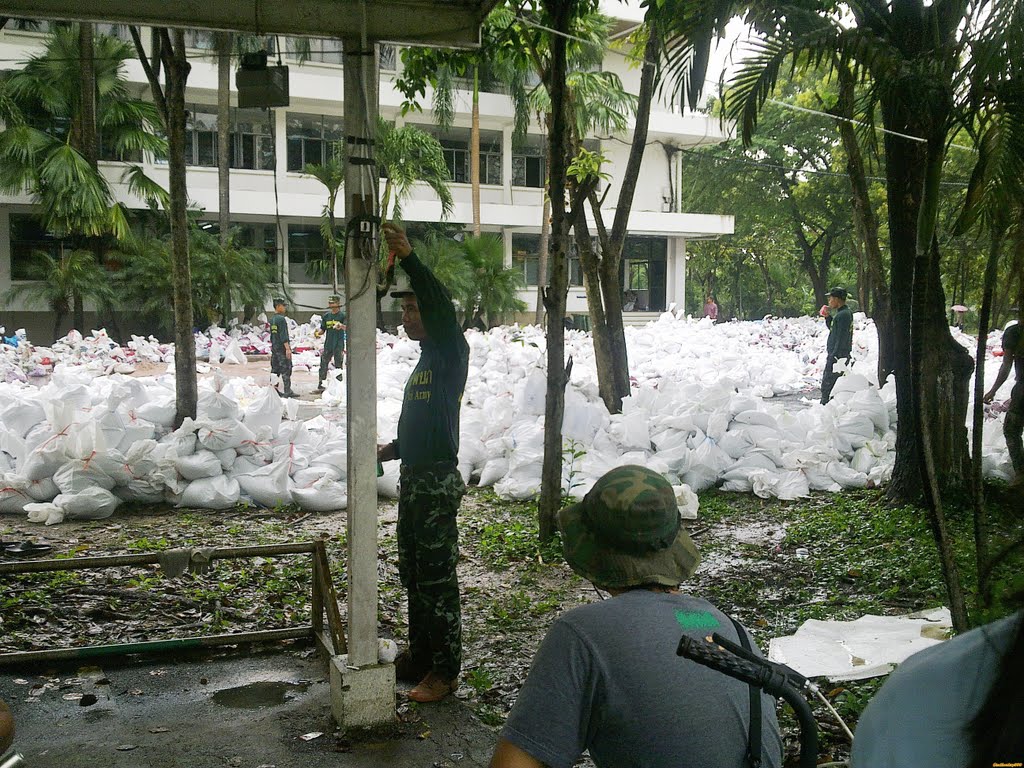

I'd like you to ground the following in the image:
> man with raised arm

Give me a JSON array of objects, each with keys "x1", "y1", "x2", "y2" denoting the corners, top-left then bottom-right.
[{"x1": 378, "y1": 223, "x2": 470, "y2": 703}]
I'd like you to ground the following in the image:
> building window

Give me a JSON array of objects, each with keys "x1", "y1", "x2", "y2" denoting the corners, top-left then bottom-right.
[
  {"x1": 287, "y1": 113, "x2": 344, "y2": 172},
  {"x1": 288, "y1": 225, "x2": 330, "y2": 284},
  {"x1": 9, "y1": 214, "x2": 62, "y2": 280},
  {"x1": 512, "y1": 143, "x2": 545, "y2": 187},
  {"x1": 95, "y1": 23, "x2": 130, "y2": 41},
  {"x1": 284, "y1": 37, "x2": 343, "y2": 65},
  {"x1": 184, "y1": 29, "x2": 216, "y2": 50},
  {"x1": 512, "y1": 234, "x2": 581, "y2": 287},
  {"x1": 184, "y1": 106, "x2": 218, "y2": 167},
  {"x1": 439, "y1": 130, "x2": 502, "y2": 185},
  {"x1": 379, "y1": 44, "x2": 398, "y2": 72},
  {"x1": 230, "y1": 108, "x2": 275, "y2": 171}
]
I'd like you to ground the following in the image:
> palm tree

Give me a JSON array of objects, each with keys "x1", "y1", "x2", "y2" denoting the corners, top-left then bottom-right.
[
  {"x1": 304, "y1": 143, "x2": 346, "y2": 293},
  {"x1": 0, "y1": 25, "x2": 168, "y2": 333},
  {"x1": 4, "y1": 250, "x2": 114, "y2": 340},
  {"x1": 460, "y1": 233, "x2": 527, "y2": 328}
]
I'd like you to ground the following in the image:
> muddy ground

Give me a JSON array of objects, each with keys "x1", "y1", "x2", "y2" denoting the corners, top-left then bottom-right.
[{"x1": 5, "y1": 486, "x2": 1017, "y2": 766}]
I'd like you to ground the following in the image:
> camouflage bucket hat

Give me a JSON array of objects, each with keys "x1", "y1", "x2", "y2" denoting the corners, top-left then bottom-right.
[{"x1": 557, "y1": 465, "x2": 700, "y2": 589}]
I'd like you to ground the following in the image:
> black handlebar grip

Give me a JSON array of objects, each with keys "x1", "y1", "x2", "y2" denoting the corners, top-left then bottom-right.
[{"x1": 677, "y1": 634, "x2": 764, "y2": 687}]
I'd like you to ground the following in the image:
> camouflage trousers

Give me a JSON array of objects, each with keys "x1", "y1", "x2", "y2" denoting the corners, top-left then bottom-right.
[
  {"x1": 1006, "y1": 382, "x2": 1023, "y2": 476},
  {"x1": 397, "y1": 462, "x2": 465, "y2": 679},
  {"x1": 319, "y1": 346, "x2": 343, "y2": 384},
  {"x1": 271, "y1": 348, "x2": 292, "y2": 392}
]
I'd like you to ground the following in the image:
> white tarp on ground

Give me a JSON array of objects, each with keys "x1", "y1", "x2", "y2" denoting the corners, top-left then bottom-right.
[
  {"x1": 0, "y1": 312, "x2": 1017, "y2": 520},
  {"x1": 768, "y1": 607, "x2": 953, "y2": 680}
]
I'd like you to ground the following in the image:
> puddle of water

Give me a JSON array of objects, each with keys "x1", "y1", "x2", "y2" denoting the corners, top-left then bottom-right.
[{"x1": 211, "y1": 681, "x2": 310, "y2": 709}]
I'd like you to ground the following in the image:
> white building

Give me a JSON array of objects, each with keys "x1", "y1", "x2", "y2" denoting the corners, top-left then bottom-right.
[{"x1": 0, "y1": 13, "x2": 732, "y2": 341}]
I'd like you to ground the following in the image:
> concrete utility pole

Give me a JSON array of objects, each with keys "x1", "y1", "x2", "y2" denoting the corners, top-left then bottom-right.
[{"x1": 329, "y1": 38, "x2": 395, "y2": 727}]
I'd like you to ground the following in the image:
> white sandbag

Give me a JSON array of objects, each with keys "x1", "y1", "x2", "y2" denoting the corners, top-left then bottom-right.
[
  {"x1": 291, "y1": 476, "x2": 348, "y2": 512},
  {"x1": 378, "y1": 461, "x2": 400, "y2": 499},
  {"x1": 243, "y1": 388, "x2": 283, "y2": 434},
  {"x1": 673, "y1": 483, "x2": 699, "y2": 519},
  {"x1": 21, "y1": 432, "x2": 70, "y2": 481},
  {"x1": 174, "y1": 450, "x2": 223, "y2": 480},
  {"x1": 514, "y1": 368, "x2": 547, "y2": 416},
  {"x1": 55, "y1": 487, "x2": 120, "y2": 520},
  {"x1": 26, "y1": 477, "x2": 59, "y2": 502},
  {"x1": 208, "y1": 338, "x2": 222, "y2": 365},
  {"x1": 223, "y1": 339, "x2": 246, "y2": 365},
  {"x1": 215, "y1": 448, "x2": 237, "y2": 471},
  {"x1": 293, "y1": 466, "x2": 342, "y2": 485},
  {"x1": 25, "y1": 501, "x2": 63, "y2": 525},
  {"x1": 1, "y1": 400, "x2": 45, "y2": 438},
  {"x1": 681, "y1": 438, "x2": 732, "y2": 492},
  {"x1": 136, "y1": 398, "x2": 177, "y2": 428},
  {"x1": 52, "y1": 457, "x2": 117, "y2": 494},
  {"x1": 774, "y1": 470, "x2": 810, "y2": 500},
  {"x1": 0, "y1": 476, "x2": 31, "y2": 514},
  {"x1": 197, "y1": 419, "x2": 256, "y2": 452},
  {"x1": 311, "y1": 450, "x2": 347, "y2": 479},
  {"x1": 827, "y1": 461, "x2": 869, "y2": 489},
  {"x1": 198, "y1": 391, "x2": 240, "y2": 421},
  {"x1": 478, "y1": 457, "x2": 509, "y2": 487},
  {"x1": 237, "y1": 460, "x2": 292, "y2": 507},
  {"x1": 178, "y1": 475, "x2": 240, "y2": 509}
]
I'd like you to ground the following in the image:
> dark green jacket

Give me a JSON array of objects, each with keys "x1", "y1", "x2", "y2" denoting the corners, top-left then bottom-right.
[
  {"x1": 825, "y1": 304, "x2": 853, "y2": 361},
  {"x1": 395, "y1": 253, "x2": 470, "y2": 467},
  {"x1": 270, "y1": 314, "x2": 289, "y2": 353},
  {"x1": 321, "y1": 310, "x2": 346, "y2": 352}
]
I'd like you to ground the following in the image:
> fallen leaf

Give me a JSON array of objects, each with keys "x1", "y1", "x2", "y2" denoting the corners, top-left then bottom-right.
[
  {"x1": 148, "y1": 727, "x2": 170, "y2": 734},
  {"x1": 149, "y1": 669, "x2": 167, "y2": 676},
  {"x1": 115, "y1": 744, "x2": 138, "y2": 751},
  {"x1": 199, "y1": 676, "x2": 209, "y2": 685},
  {"x1": 418, "y1": 730, "x2": 431, "y2": 740},
  {"x1": 62, "y1": 693, "x2": 84, "y2": 701},
  {"x1": 128, "y1": 689, "x2": 144, "y2": 696},
  {"x1": 13, "y1": 679, "x2": 28, "y2": 685},
  {"x1": 79, "y1": 694, "x2": 98, "y2": 707},
  {"x1": 299, "y1": 732, "x2": 323, "y2": 741}
]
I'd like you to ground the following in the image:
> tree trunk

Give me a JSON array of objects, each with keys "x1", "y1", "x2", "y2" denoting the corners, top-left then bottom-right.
[
  {"x1": 579, "y1": 24, "x2": 660, "y2": 414},
  {"x1": 833, "y1": 68, "x2": 894, "y2": 386},
  {"x1": 216, "y1": 31, "x2": 232, "y2": 326},
  {"x1": 972, "y1": 227, "x2": 1002, "y2": 608},
  {"x1": 165, "y1": 31, "x2": 198, "y2": 425},
  {"x1": 75, "y1": 22, "x2": 97, "y2": 334},
  {"x1": 535, "y1": 193, "x2": 551, "y2": 325},
  {"x1": 538, "y1": 0, "x2": 572, "y2": 542},
  {"x1": 470, "y1": 66, "x2": 481, "y2": 237},
  {"x1": 575, "y1": 206, "x2": 617, "y2": 408}
]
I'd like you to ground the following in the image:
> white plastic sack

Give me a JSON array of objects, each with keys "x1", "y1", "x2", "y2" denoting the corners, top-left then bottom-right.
[
  {"x1": 291, "y1": 476, "x2": 347, "y2": 512},
  {"x1": 175, "y1": 450, "x2": 223, "y2": 481},
  {"x1": 197, "y1": 419, "x2": 257, "y2": 452},
  {"x1": 55, "y1": 487, "x2": 121, "y2": 520},
  {"x1": 179, "y1": 475, "x2": 240, "y2": 509},
  {"x1": 237, "y1": 460, "x2": 292, "y2": 507}
]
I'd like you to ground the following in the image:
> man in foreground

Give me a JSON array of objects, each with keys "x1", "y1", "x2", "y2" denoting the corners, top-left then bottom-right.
[
  {"x1": 316, "y1": 294, "x2": 346, "y2": 393},
  {"x1": 378, "y1": 223, "x2": 470, "y2": 703},
  {"x1": 491, "y1": 466, "x2": 783, "y2": 768},
  {"x1": 984, "y1": 314, "x2": 1022, "y2": 482},
  {"x1": 820, "y1": 286, "x2": 853, "y2": 404}
]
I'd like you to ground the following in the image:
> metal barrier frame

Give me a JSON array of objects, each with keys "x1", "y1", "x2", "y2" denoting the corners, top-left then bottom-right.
[{"x1": 0, "y1": 540, "x2": 347, "y2": 665}]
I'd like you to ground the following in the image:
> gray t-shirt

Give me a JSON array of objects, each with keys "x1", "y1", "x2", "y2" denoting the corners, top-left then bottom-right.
[
  {"x1": 851, "y1": 611, "x2": 1022, "y2": 768},
  {"x1": 501, "y1": 590, "x2": 783, "y2": 768}
]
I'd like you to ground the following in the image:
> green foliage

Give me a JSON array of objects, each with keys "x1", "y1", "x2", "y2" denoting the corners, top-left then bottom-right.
[
  {"x1": 561, "y1": 438, "x2": 587, "y2": 502},
  {"x1": 115, "y1": 225, "x2": 278, "y2": 335},
  {"x1": 0, "y1": 25, "x2": 167, "y2": 241},
  {"x1": 3, "y1": 249, "x2": 114, "y2": 318},
  {"x1": 414, "y1": 232, "x2": 526, "y2": 327},
  {"x1": 376, "y1": 118, "x2": 454, "y2": 222}
]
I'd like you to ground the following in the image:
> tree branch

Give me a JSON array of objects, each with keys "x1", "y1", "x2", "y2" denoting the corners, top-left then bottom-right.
[{"x1": 129, "y1": 26, "x2": 167, "y2": 120}]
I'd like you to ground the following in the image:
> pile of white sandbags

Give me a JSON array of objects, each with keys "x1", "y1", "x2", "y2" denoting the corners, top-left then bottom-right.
[{"x1": 0, "y1": 312, "x2": 1017, "y2": 524}]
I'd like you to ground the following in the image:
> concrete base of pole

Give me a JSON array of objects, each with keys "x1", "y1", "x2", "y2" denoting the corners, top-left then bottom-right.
[{"x1": 330, "y1": 658, "x2": 396, "y2": 728}]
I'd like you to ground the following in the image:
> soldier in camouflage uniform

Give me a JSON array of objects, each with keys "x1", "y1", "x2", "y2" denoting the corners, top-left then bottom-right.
[
  {"x1": 491, "y1": 465, "x2": 784, "y2": 768},
  {"x1": 269, "y1": 298, "x2": 296, "y2": 398},
  {"x1": 378, "y1": 223, "x2": 469, "y2": 703}
]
